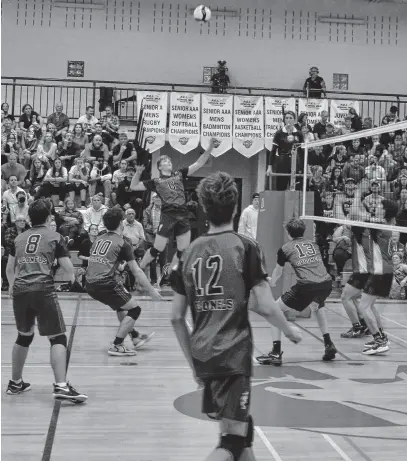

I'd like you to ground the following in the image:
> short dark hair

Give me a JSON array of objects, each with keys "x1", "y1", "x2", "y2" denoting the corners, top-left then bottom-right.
[
  {"x1": 8, "y1": 175, "x2": 18, "y2": 182},
  {"x1": 382, "y1": 199, "x2": 399, "y2": 222},
  {"x1": 86, "y1": 105, "x2": 94, "y2": 111},
  {"x1": 28, "y1": 198, "x2": 51, "y2": 226},
  {"x1": 157, "y1": 155, "x2": 171, "y2": 169},
  {"x1": 197, "y1": 171, "x2": 238, "y2": 226},
  {"x1": 103, "y1": 208, "x2": 124, "y2": 231},
  {"x1": 285, "y1": 218, "x2": 306, "y2": 239}
]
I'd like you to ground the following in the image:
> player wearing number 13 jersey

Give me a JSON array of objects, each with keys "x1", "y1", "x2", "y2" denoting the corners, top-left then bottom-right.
[
  {"x1": 257, "y1": 218, "x2": 337, "y2": 367},
  {"x1": 170, "y1": 172, "x2": 301, "y2": 461}
]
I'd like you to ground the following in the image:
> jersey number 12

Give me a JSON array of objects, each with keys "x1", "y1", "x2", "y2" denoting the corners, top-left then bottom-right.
[{"x1": 192, "y1": 255, "x2": 224, "y2": 297}]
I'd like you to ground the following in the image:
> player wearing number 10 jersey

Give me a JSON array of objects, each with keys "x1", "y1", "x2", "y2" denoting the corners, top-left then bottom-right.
[
  {"x1": 171, "y1": 172, "x2": 301, "y2": 461},
  {"x1": 257, "y1": 218, "x2": 337, "y2": 366}
]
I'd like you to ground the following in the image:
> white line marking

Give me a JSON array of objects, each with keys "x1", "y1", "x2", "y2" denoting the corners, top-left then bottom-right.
[
  {"x1": 387, "y1": 332, "x2": 407, "y2": 345},
  {"x1": 382, "y1": 316, "x2": 407, "y2": 329},
  {"x1": 1, "y1": 364, "x2": 191, "y2": 369},
  {"x1": 322, "y1": 434, "x2": 353, "y2": 461},
  {"x1": 255, "y1": 427, "x2": 283, "y2": 461}
]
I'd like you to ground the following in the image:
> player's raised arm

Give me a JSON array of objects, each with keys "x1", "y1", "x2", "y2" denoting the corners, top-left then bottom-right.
[
  {"x1": 269, "y1": 248, "x2": 286, "y2": 287},
  {"x1": 187, "y1": 138, "x2": 214, "y2": 176},
  {"x1": 130, "y1": 165, "x2": 147, "y2": 192}
]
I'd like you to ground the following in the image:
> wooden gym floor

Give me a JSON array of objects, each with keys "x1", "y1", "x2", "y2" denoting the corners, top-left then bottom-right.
[{"x1": 1, "y1": 293, "x2": 407, "y2": 461}]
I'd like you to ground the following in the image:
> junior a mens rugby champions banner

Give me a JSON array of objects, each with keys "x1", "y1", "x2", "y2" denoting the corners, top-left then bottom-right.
[
  {"x1": 330, "y1": 100, "x2": 360, "y2": 130},
  {"x1": 232, "y1": 96, "x2": 264, "y2": 157},
  {"x1": 264, "y1": 97, "x2": 296, "y2": 150},
  {"x1": 201, "y1": 94, "x2": 233, "y2": 157},
  {"x1": 298, "y1": 98, "x2": 329, "y2": 127},
  {"x1": 136, "y1": 91, "x2": 168, "y2": 153},
  {"x1": 169, "y1": 93, "x2": 201, "y2": 154}
]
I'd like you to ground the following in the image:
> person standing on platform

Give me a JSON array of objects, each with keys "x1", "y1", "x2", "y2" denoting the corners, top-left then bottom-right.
[{"x1": 238, "y1": 193, "x2": 259, "y2": 240}]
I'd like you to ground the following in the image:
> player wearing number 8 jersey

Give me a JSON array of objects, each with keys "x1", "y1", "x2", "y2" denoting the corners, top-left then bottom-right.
[
  {"x1": 5, "y1": 198, "x2": 87, "y2": 403},
  {"x1": 257, "y1": 218, "x2": 337, "y2": 366},
  {"x1": 170, "y1": 171, "x2": 301, "y2": 461}
]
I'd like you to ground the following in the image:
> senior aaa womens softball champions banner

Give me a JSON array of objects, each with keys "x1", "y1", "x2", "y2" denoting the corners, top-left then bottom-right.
[
  {"x1": 136, "y1": 91, "x2": 168, "y2": 153},
  {"x1": 330, "y1": 100, "x2": 360, "y2": 130},
  {"x1": 169, "y1": 93, "x2": 201, "y2": 154},
  {"x1": 265, "y1": 97, "x2": 296, "y2": 150},
  {"x1": 298, "y1": 98, "x2": 329, "y2": 127},
  {"x1": 201, "y1": 94, "x2": 233, "y2": 157},
  {"x1": 232, "y1": 95, "x2": 264, "y2": 157}
]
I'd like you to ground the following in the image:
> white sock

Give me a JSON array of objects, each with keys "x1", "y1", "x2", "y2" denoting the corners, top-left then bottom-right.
[
  {"x1": 56, "y1": 382, "x2": 67, "y2": 387},
  {"x1": 13, "y1": 378, "x2": 22, "y2": 384}
]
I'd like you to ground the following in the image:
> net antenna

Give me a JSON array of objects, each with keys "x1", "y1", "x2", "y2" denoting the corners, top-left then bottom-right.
[{"x1": 300, "y1": 120, "x2": 407, "y2": 233}]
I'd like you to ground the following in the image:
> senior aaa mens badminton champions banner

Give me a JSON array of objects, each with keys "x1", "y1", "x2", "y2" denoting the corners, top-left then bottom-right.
[
  {"x1": 265, "y1": 97, "x2": 296, "y2": 150},
  {"x1": 232, "y1": 96, "x2": 264, "y2": 157},
  {"x1": 136, "y1": 91, "x2": 168, "y2": 153},
  {"x1": 169, "y1": 93, "x2": 201, "y2": 154},
  {"x1": 201, "y1": 94, "x2": 233, "y2": 157},
  {"x1": 330, "y1": 100, "x2": 360, "y2": 130},
  {"x1": 298, "y1": 98, "x2": 329, "y2": 127}
]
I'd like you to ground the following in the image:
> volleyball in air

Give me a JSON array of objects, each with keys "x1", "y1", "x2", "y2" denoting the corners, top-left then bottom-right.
[{"x1": 193, "y1": 5, "x2": 212, "y2": 22}]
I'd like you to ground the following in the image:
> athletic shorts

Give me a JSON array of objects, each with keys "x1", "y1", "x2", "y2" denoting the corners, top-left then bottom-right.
[
  {"x1": 86, "y1": 281, "x2": 132, "y2": 311},
  {"x1": 202, "y1": 375, "x2": 251, "y2": 422},
  {"x1": 157, "y1": 209, "x2": 190, "y2": 239},
  {"x1": 347, "y1": 273, "x2": 370, "y2": 291},
  {"x1": 281, "y1": 280, "x2": 332, "y2": 312},
  {"x1": 363, "y1": 274, "x2": 393, "y2": 298},
  {"x1": 13, "y1": 290, "x2": 66, "y2": 337}
]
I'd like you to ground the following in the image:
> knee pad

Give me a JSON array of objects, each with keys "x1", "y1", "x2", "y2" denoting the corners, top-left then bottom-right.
[
  {"x1": 150, "y1": 247, "x2": 161, "y2": 258},
  {"x1": 309, "y1": 302, "x2": 319, "y2": 313},
  {"x1": 16, "y1": 333, "x2": 34, "y2": 347},
  {"x1": 245, "y1": 416, "x2": 254, "y2": 448},
  {"x1": 218, "y1": 434, "x2": 246, "y2": 461},
  {"x1": 49, "y1": 334, "x2": 67, "y2": 347},
  {"x1": 126, "y1": 305, "x2": 141, "y2": 321},
  {"x1": 176, "y1": 250, "x2": 183, "y2": 259}
]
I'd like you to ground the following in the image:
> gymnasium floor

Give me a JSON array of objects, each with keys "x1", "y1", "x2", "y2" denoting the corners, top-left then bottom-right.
[{"x1": 1, "y1": 293, "x2": 407, "y2": 461}]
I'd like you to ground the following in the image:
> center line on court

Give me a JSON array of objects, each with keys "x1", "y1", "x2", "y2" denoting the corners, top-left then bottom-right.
[{"x1": 322, "y1": 434, "x2": 353, "y2": 461}]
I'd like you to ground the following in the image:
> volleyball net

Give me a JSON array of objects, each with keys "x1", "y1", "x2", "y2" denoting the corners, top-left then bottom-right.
[{"x1": 300, "y1": 120, "x2": 407, "y2": 235}]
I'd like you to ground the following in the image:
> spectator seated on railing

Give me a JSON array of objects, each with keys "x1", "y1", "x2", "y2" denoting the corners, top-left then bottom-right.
[
  {"x1": 77, "y1": 106, "x2": 99, "y2": 135},
  {"x1": 303, "y1": 66, "x2": 326, "y2": 99},
  {"x1": 89, "y1": 157, "x2": 112, "y2": 205},
  {"x1": 382, "y1": 106, "x2": 400, "y2": 125},
  {"x1": 57, "y1": 130, "x2": 78, "y2": 170},
  {"x1": 46, "y1": 102, "x2": 70, "y2": 143},
  {"x1": 83, "y1": 194, "x2": 107, "y2": 234},
  {"x1": 19, "y1": 104, "x2": 43, "y2": 139},
  {"x1": 58, "y1": 197, "x2": 85, "y2": 249},
  {"x1": 1, "y1": 154, "x2": 27, "y2": 193},
  {"x1": 112, "y1": 132, "x2": 137, "y2": 169},
  {"x1": 81, "y1": 135, "x2": 110, "y2": 164},
  {"x1": 67, "y1": 157, "x2": 90, "y2": 208},
  {"x1": 36, "y1": 158, "x2": 69, "y2": 206}
]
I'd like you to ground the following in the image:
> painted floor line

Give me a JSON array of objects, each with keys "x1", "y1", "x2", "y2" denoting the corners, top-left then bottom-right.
[
  {"x1": 381, "y1": 316, "x2": 407, "y2": 329},
  {"x1": 387, "y1": 332, "x2": 407, "y2": 345},
  {"x1": 255, "y1": 426, "x2": 283, "y2": 461},
  {"x1": 322, "y1": 434, "x2": 354, "y2": 461}
]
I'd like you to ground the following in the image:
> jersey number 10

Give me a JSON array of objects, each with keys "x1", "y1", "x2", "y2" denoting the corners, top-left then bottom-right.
[{"x1": 192, "y1": 255, "x2": 224, "y2": 297}]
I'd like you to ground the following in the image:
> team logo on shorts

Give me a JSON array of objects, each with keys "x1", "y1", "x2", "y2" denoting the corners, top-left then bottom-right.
[
  {"x1": 240, "y1": 391, "x2": 249, "y2": 410},
  {"x1": 179, "y1": 137, "x2": 189, "y2": 145},
  {"x1": 146, "y1": 136, "x2": 156, "y2": 144},
  {"x1": 243, "y1": 140, "x2": 253, "y2": 149},
  {"x1": 213, "y1": 139, "x2": 222, "y2": 148}
]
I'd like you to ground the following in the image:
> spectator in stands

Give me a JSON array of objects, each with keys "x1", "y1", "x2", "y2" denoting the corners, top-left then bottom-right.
[
  {"x1": 382, "y1": 106, "x2": 400, "y2": 125},
  {"x1": 349, "y1": 107, "x2": 363, "y2": 132},
  {"x1": 380, "y1": 129, "x2": 396, "y2": 148},
  {"x1": 330, "y1": 145, "x2": 348, "y2": 170},
  {"x1": 44, "y1": 123, "x2": 58, "y2": 142},
  {"x1": 301, "y1": 124, "x2": 315, "y2": 143},
  {"x1": 389, "y1": 134, "x2": 405, "y2": 164},
  {"x1": 72, "y1": 123, "x2": 88, "y2": 155},
  {"x1": 347, "y1": 138, "x2": 364, "y2": 158},
  {"x1": 338, "y1": 117, "x2": 354, "y2": 147},
  {"x1": 77, "y1": 106, "x2": 98, "y2": 134},
  {"x1": 122, "y1": 208, "x2": 146, "y2": 260},
  {"x1": 58, "y1": 198, "x2": 84, "y2": 247},
  {"x1": 36, "y1": 131, "x2": 58, "y2": 162},
  {"x1": 19, "y1": 104, "x2": 43, "y2": 137},
  {"x1": 100, "y1": 105, "x2": 120, "y2": 141},
  {"x1": 81, "y1": 135, "x2": 110, "y2": 163},
  {"x1": 313, "y1": 110, "x2": 329, "y2": 140},
  {"x1": 363, "y1": 180, "x2": 385, "y2": 217},
  {"x1": 327, "y1": 167, "x2": 345, "y2": 194},
  {"x1": 378, "y1": 149, "x2": 398, "y2": 183},
  {"x1": 2, "y1": 176, "x2": 25, "y2": 224},
  {"x1": 238, "y1": 193, "x2": 259, "y2": 240},
  {"x1": 342, "y1": 155, "x2": 365, "y2": 184},
  {"x1": 107, "y1": 191, "x2": 121, "y2": 209},
  {"x1": 112, "y1": 159, "x2": 129, "y2": 187},
  {"x1": 8, "y1": 190, "x2": 30, "y2": 225},
  {"x1": 57, "y1": 131, "x2": 78, "y2": 170},
  {"x1": 1, "y1": 118, "x2": 17, "y2": 152},
  {"x1": 21, "y1": 126, "x2": 39, "y2": 162},
  {"x1": 116, "y1": 168, "x2": 135, "y2": 207},
  {"x1": 309, "y1": 165, "x2": 327, "y2": 195},
  {"x1": 333, "y1": 178, "x2": 356, "y2": 220},
  {"x1": 89, "y1": 156, "x2": 112, "y2": 205},
  {"x1": 303, "y1": 66, "x2": 327, "y2": 98},
  {"x1": 112, "y1": 133, "x2": 137, "y2": 168},
  {"x1": 332, "y1": 225, "x2": 352, "y2": 283},
  {"x1": 365, "y1": 153, "x2": 387, "y2": 186},
  {"x1": 389, "y1": 253, "x2": 407, "y2": 300},
  {"x1": 37, "y1": 157, "x2": 69, "y2": 205},
  {"x1": 28, "y1": 158, "x2": 47, "y2": 195},
  {"x1": 1, "y1": 154, "x2": 27, "y2": 192},
  {"x1": 87, "y1": 121, "x2": 114, "y2": 146},
  {"x1": 83, "y1": 194, "x2": 107, "y2": 234},
  {"x1": 67, "y1": 157, "x2": 90, "y2": 208},
  {"x1": 392, "y1": 173, "x2": 407, "y2": 198},
  {"x1": 295, "y1": 113, "x2": 312, "y2": 133},
  {"x1": 46, "y1": 102, "x2": 70, "y2": 143},
  {"x1": 3, "y1": 133, "x2": 23, "y2": 166},
  {"x1": 1, "y1": 103, "x2": 15, "y2": 127},
  {"x1": 397, "y1": 189, "x2": 407, "y2": 212}
]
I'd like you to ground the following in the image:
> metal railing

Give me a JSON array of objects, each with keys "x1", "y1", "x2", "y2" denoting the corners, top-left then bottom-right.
[{"x1": 2, "y1": 76, "x2": 407, "y2": 127}]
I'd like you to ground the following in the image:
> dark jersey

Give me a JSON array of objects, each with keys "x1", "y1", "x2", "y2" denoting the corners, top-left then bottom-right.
[
  {"x1": 277, "y1": 237, "x2": 331, "y2": 285},
  {"x1": 351, "y1": 227, "x2": 372, "y2": 274},
  {"x1": 143, "y1": 167, "x2": 188, "y2": 213},
  {"x1": 172, "y1": 231, "x2": 268, "y2": 379},
  {"x1": 10, "y1": 225, "x2": 69, "y2": 293},
  {"x1": 85, "y1": 232, "x2": 134, "y2": 285}
]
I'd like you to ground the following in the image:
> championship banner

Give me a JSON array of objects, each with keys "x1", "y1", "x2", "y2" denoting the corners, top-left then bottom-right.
[
  {"x1": 136, "y1": 91, "x2": 168, "y2": 153},
  {"x1": 169, "y1": 92, "x2": 201, "y2": 154},
  {"x1": 298, "y1": 98, "x2": 329, "y2": 127},
  {"x1": 330, "y1": 100, "x2": 361, "y2": 130},
  {"x1": 265, "y1": 97, "x2": 296, "y2": 150},
  {"x1": 232, "y1": 95, "x2": 264, "y2": 157},
  {"x1": 201, "y1": 94, "x2": 233, "y2": 157}
]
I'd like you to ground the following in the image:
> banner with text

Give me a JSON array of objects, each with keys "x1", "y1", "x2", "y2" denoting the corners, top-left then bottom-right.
[
  {"x1": 232, "y1": 95, "x2": 264, "y2": 157},
  {"x1": 137, "y1": 91, "x2": 168, "y2": 153},
  {"x1": 265, "y1": 97, "x2": 296, "y2": 150},
  {"x1": 298, "y1": 98, "x2": 329, "y2": 127},
  {"x1": 169, "y1": 93, "x2": 201, "y2": 154},
  {"x1": 330, "y1": 100, "x2": 361, "y2": 130},
  {"x1": 201, "y1": 94, "x2": 233, "y2": 157}
]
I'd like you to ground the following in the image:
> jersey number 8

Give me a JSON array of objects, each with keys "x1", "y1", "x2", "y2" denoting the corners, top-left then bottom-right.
[
  {"x1": 25, "y1": 234, "x2": 41, "y2": 254},
  {"x1": 192, "y1": 255, "x2": 224, "y2": 297}
]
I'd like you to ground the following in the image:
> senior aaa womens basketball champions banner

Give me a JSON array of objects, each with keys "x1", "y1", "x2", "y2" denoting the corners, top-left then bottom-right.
[
  {"x1": 201, "y1": 94, "x2": 233, "y2": 157},
  {"x1": 232, "y1": 95, "x2": 264, "y2": 157},
  {"x1": 330, "y1": 100, "x2": 360, "y2": 130},
  {"x1": 298, "y1": 98, "x2": 329, "y2": 127},
  {"x1": 265, "y1": 97, "x2": 296, "y2": 150},
  {"x1": 136, "y1": 91, "x2": 168, "y2": 153},
  {"x1": 169, "y1": 93, "x2": 201, "y2": 154}
]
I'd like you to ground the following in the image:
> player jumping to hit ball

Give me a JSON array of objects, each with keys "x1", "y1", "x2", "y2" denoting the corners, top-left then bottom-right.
[{"x1": 130, "y1": 139, "x2": 215, "y2": 277}]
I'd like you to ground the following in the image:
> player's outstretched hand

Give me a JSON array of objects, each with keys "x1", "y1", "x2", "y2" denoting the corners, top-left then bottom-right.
[
  {"x1": 149, "y1": 288, "x2": 163, "y2": 302},
  {"x1": 285, "y1": 325, "x2": 302, "y2": 344},
  {"x1": 135, "y1": 164, "x2": 145, "y2": 175},
  {"x1": 8, "y1": 286, "x2": 13, "y2": 299}
]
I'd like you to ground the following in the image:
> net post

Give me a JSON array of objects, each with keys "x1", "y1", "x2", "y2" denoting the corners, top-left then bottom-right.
[{"x1": 302, "y1": 143, "x2": 309, "y2": 218}]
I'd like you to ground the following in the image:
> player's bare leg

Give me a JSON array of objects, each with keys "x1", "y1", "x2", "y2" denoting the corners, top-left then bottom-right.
[
  {"x1": 115, "y1": 310, "x2": 155, "y2": 350},
  {"x1": 310, "y1": 303, "x2": 337, "y2": 361},
  {"x1": 340, "y1": 284, "x2": 367, "y2": 338},
  {"x1": 109, "y1": 300, "x2": 143, "y2": 356},
  {"x1": 360, "y1": 294, "x2": 390, "y2": 355},
  {"x1": 7, "y1": 328, "x2": 34, "y2": 394},
  {"x1": 171, "y1": 230, "x2": 191, "y2": 270},
  {"x1": 256, "y1": 300, "x2": 285, "y2": 366},
  {"x1": 139, "y1": 234, "x2": 168, "y2": 271}
]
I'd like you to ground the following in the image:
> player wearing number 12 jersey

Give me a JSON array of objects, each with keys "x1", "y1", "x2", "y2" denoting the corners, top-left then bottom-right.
[
  {"x1": 257, "y1": 218, "x2": 337, "y2": 366},
  {"x1": 171, "y1": 172, "x2": 301, "y2": 461}
]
